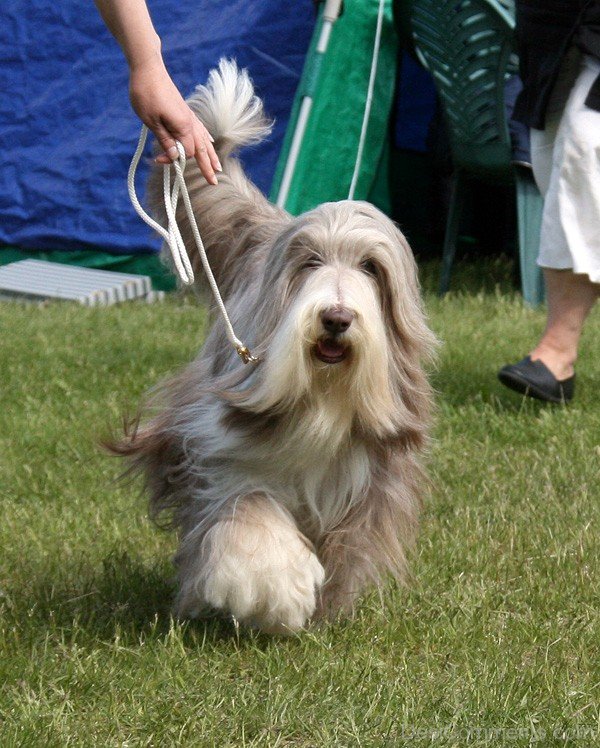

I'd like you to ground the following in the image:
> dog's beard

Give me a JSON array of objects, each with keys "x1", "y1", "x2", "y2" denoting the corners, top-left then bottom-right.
[{"x1": 237, "y1": 266, "x2": 400, "y2": 451}]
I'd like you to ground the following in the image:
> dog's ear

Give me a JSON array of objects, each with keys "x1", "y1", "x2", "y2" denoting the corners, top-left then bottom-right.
[
  {"x1": 383, "y1": 226, "x2": 438, "y2": 367},
  {"x1": 244, "y1": 224, "x2": 307, "y2": 346},
  {"x1": 370, "y1": 225, "x2": 437, "y2": 442},
  {"x1": 348, "y1": 203, "x2": 435, "y2": 367}
]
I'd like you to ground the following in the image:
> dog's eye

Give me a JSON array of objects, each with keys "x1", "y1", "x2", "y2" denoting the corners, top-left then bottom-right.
[
  {"x1": 300, "y1": 257, "x2": 322, "y2": 272},
  {"x1": 360, "y1": 259, "x2": 378, "y2": 277}
]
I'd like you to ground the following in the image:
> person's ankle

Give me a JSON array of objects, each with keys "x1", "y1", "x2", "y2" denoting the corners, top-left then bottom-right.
[{"x1": 529, "y1": 346, "x2": 575, "y2": 381}]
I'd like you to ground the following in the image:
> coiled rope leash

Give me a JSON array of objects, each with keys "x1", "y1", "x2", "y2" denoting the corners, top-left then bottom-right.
[{"x1": 127, "y1": 125, "x2": 258, "y2": 364}]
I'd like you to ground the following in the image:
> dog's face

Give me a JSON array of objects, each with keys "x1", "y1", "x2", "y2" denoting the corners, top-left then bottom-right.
[{"x1": 236, "y1": 201, "x2": 435, "y2": 445}]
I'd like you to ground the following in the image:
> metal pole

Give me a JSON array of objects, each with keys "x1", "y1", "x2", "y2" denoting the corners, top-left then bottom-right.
[{"x1": 275, "y1": 0, "x2": 344, "y2": 209}]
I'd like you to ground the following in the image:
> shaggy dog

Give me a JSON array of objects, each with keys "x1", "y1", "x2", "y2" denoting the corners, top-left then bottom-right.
[{"x1": 115, "y1": 60, "x2": 437, "y2": 634}]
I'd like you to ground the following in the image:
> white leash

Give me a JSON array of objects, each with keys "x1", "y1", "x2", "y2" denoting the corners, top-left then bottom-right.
[
  {"x1": 347, "y1": 0, "x2": 386, "y2": 200},
  {"x1": 127, "y1": 125, "x2": 258, "y2": 364}
]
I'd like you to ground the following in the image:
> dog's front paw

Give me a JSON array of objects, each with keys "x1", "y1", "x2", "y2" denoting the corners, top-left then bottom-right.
[
  {"x1": 197, "y1": 499, "x2": 325, "y2": 634},
  {"x1": 204, "y1": 524, "x2": 325, "y2": 634}
]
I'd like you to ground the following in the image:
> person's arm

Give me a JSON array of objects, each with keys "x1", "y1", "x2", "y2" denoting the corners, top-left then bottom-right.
[{"x1": 94, "y1": 0, "x2": 221, "y2": 184}]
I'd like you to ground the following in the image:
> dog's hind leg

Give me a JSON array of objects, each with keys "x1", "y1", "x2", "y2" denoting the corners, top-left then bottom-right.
[{"x1": 174, "y1": 494, "x2": 325, "y2": 634}]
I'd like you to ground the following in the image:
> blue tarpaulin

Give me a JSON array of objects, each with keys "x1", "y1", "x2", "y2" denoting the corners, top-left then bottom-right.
[
  {"x1": 394, "y1": 52, "x2": 436, "y2": 153},
  {"x1": 0, "y1": 1, "x2": 315, "y2": 255}
]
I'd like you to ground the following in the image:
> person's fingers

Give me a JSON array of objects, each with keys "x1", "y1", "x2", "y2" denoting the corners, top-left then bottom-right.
[
  {"x1": 150, "y1": 112, "x2": 222, "y2": 185},
  {"x1": 155, "y1": 148, "x2": 178, "y2": 164},
  {"x1": 207, "y1": 141, "x2": 222, "y2": 174},
  {"x1": 200, "y1": 139, "x2": 222, "y2": 174},
  {"x1": 152, "y1": 123, "x2": 181, "y2": 163},
  {"x1": 153, "y1": 130, "x2": 195, "y2": 166},
  {"x1": 154, "y1": 135, "x2": 220, "y2": 184},
  {"x1": 155, "y1": 133, "x2": 218, "y2": 184},
  {"x1": 192, "y1": 119, "x2": 222, "y2": 181},
  {"x1": 195, "y1": 142, "x2": 218, "y2": 185}
]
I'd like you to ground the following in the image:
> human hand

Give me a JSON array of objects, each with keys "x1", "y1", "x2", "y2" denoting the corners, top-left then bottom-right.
[{"x1": 129, "y1": 59, "x2": 222, "y2": 185}]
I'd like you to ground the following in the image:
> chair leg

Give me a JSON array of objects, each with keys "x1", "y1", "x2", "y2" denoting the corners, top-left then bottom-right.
[
  {"x1": 439, "y1": 171, "x2": 467, "y2": 296},
  {"x1": 515, "y1": 167, "x2": 545, "y2": 306}
]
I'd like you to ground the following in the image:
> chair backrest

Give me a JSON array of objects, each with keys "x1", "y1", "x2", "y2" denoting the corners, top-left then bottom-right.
[{"x1": 409, "y1": 0, "x2": 517, "y2": 180}]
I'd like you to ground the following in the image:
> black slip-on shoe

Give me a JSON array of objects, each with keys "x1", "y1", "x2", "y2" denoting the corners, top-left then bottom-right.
[{"x1": 498, "y1": 356, "x2": 575, "y2": 404}]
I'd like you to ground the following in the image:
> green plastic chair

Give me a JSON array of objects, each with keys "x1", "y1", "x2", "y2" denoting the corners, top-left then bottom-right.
[{"x1": 405, "y1": 0, "x2": 544, "y2": 305}]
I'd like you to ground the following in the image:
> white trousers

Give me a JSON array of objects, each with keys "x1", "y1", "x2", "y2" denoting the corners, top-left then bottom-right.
[{"x1": 530, "y1": 51, "x2": 600, "y2": 284}]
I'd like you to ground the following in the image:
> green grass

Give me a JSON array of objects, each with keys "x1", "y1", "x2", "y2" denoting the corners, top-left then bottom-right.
[{"x1": 1, "y1": 261, "x2": 599, "y2": 747}]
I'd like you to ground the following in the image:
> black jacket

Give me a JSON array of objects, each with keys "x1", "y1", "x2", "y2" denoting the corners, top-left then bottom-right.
[{"x1": 514, "y1": 0, "x2": 600, "y2": 128}]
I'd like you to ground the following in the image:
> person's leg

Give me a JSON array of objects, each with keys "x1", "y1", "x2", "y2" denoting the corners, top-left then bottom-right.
[
  {"x1": 529, "y1": 53, "x2": 600, "y2": 380},
  {"x1": 530, "y1": 268, "x2": 599, "y2": 381},
  {"x1": 499, "y1": 53, "x2": 600, "y2": 401}
]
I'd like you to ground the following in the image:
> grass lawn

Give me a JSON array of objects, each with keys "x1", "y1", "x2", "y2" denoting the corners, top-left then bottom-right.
[{"x1": 1, "y1": 260, "x2": 598, "y2": 747}]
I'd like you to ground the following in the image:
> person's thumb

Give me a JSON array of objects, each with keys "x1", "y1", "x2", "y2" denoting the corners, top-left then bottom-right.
[{"x1": 152, "y1": 124, "x2": 180, "y2": 163}]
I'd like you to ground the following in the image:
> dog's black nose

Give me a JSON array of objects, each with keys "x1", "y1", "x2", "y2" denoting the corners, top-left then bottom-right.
[{"x1": 320, "y1": 308, "x2": 353, "y2": 335}]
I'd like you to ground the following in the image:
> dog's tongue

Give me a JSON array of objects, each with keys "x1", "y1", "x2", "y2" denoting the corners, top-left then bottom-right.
[
  {"x1": 316, "y1": 339, "x2": 348, "y2": 363},
  {"x1": 318, "y1": 340, "x2": 345, "y2": 357}
]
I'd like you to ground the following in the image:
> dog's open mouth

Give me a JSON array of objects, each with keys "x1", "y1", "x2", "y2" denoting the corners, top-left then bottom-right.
[{"x1": 314, "y1": 338, "x2": 349, "y2": 364}]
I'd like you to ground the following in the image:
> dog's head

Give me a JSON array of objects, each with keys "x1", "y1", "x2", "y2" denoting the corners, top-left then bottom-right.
[{"x1": 232, "y1": 201, "x2": 437, "y2": 446}]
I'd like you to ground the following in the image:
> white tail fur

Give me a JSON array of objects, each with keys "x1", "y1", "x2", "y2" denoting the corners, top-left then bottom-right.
[{"x1": 186, "y1": 59, "x2": 273, "y2": 158}]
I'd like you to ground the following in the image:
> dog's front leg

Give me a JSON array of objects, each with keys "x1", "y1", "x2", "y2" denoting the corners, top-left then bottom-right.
[
  {"x1": 174, "y1": 494, "x2": 325, "y2": 634},
  {"x1": 315, "y1": 466, "x2": 420, "y2": 620}
]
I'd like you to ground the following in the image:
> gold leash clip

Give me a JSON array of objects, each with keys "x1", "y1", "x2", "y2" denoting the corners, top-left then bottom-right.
[{"x1": 236, "y1": 345, "x2": 259, "y2": 365}]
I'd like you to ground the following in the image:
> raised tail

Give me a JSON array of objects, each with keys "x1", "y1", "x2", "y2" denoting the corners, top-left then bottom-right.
[{"x1": 186, "y1": 59, "x2": 273, "y2": 159}]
